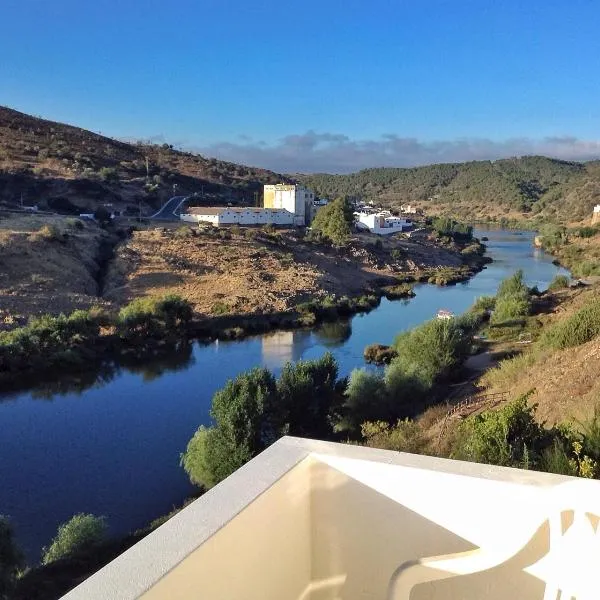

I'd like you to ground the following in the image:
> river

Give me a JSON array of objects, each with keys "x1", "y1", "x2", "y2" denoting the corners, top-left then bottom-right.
[{"x1": 0, "y1": 229, "x2": 569, "y2": 561}]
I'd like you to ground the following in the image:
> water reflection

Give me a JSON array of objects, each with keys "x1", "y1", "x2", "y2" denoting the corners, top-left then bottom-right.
[
  {"x1": 313, "y1": 320, "x2": 353, "y2": 347},
  {"x1": 261, "y1": 330, "x2": 313, "y2": 368},
  {"x1": 2, "y1": 341, "x2": 196, "y2": 400}
]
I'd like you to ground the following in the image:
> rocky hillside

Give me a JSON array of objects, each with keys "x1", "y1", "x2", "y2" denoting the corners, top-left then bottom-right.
[
  {"x1": 297, "y1": 156, "x2": 600, "y2": 223},
  {"x1": 0, "y1": 106, "x2": 290, "y2": 215}
]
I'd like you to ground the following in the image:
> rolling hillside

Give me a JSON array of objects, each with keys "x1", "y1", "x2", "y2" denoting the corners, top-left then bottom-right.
[
  {"x1": 0, "y1": 106, "x2": 289, "y2": 215},
  {"x1": 297, "y1": 157, "x2": 600, "y2": 223}
]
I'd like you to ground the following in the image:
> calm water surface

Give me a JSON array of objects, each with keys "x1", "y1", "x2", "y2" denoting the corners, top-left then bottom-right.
[{"x1": 0, "y1": 229, "x2": 569, "y2": 560}]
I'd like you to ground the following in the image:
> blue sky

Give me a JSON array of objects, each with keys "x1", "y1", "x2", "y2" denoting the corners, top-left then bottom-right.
[{"x1": 2, "y1": 0, "x2": 600, "y2": 172}]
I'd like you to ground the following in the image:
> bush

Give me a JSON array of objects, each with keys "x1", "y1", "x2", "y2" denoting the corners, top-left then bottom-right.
[
  {"x1": 65, "y1": 217, "x2": 84, "y2": 230},
  {"x1": 360, "y1": 419, "x2": 426, "y2": 454},
  {"x1": 338, "y1": 369, "x2": 388, "y2": 434},
  {"x1": 547, "y1": 274, "x2": 570, "y2": 291},
  {"x1": 537, "y1": 298, "x2": 600, "y2": 350},
  {"x1": 364, "y1": 343, "x2": 398, "y2": 364},
  {"x1": 431, "y1": 217, "x2": 473, "y2": 242},
  {"x1": 489, "y1": 270, "x2": 532, "y2": 332},
  {"x1": 0, "y1": 518, "x2": 24, "y2": 597},
  {"x1": 42, "y1": 514, "x2": 106, "y2": 564},
  {"x1": 99, "y1": 167, "x2": 118, "y2": 182},
  {"x1": 576, "y1": 226, "x2": 599, "y2": 239},
  {"x1": 211, "y1": 301, "x2": 231, "y2": 315},
  {"x1": 471, "y1": 295, "x2": 496, "y2": 312},
  {"x1": 174, "y1": 225, "x2": 194, "y2": 239},
  {"x1": 0, "y1": 310, "x2": 102, "y2": 374},
  {"x1": 37, "y1": 224, "x2": 62, "y2": 241},
  {"x1": 118, "y1": 295, "x2": 193, "y2": 341},
  {"x1": 451, "y1": 394, "x2": 550, "y2": 468}
]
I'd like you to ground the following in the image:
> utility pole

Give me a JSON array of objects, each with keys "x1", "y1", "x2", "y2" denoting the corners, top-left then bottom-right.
[{"x1": 145, "y1": 156, "x2": 150, "y2": 183}]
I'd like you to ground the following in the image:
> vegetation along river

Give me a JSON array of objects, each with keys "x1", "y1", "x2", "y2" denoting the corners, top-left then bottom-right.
[{"x1": 0, "y1": 229, "x2": 569, "y2": 561}]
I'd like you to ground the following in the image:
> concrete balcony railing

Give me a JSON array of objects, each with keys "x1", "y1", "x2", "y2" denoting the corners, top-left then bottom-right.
[{"x1": 62, "y1": 437, "x2": 600, "y2": 600}]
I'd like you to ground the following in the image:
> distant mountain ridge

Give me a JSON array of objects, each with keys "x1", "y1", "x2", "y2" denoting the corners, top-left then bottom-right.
[
  {"x1": 296, "y1": 156, "x2": 600, "y2": 223},
  {"x1": 2, "y1": 106, "x2": 599, "y2": 222},
  {"x1": 0, "y1": 106, "x2": 290, "y2": 214}
]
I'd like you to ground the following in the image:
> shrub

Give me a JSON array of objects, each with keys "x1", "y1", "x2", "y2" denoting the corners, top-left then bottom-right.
[
  {"x1": 42, "y1": 514, "x2": 106, "y2": 564},
  {"x1": 338, "y1": 369, "x2": 388, "y2": 434},
  {"x1": 392, "y1": 317, "x2": 474, "y2": 386},
  {"x1": 364, "y1": 343, "x2": 398, "y2": 365},
  {"x1": 431, "y1": 217, "x2": 473, "y2": 242},
  {"x1": 37, "y1": 224, "x2": 62, "y2": 241},
  {"x1": 537, "y1": 298, "x2": 600, "y2": 350},
  {"x1": 174, "y1": 225, "x2": 194, "y2": 239},
  {"x1": 65, "y1": 217, "x2": 84, "y2": 230},
  {"x1": 471, "y1": 295, "x2": 495, "y2": 312},
  {"x1": 576, "y1": 226, "x2": 599, "y2": 239},
  {"x1": 390, "y1": 248, "x2": 405, "y2": 261},
  {"x1": 451, "y1": 393, "x2": 550, "y2": 468},
  {"x1": 0, "y1": 518, "x2": 24, "y2": 597},
  {"x1": 489, "y1": 270, "x2": 532, "y2": 332},
  {"x1": 0, "y1": 310, "x2": 102, "y2": 374},
  {"x1": 118, "y1": 295, "x2": 192, "y2": 341},
  {"x1": 99, "y1": 167, "x2": 118, "y2": 182},
  {"x1": 211, "y1": 301, "x2": 231, "y2": 315},
  {"x1": 360, "y1": 419, "x2": 426, "y2": 454},
  {"x1": 547, "y1": 274, "x2": 570, "y2": 291}
]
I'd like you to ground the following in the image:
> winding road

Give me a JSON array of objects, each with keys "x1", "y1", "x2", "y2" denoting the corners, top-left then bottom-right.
[{"x1": 150, "y1": 196, "x2": 187, "y2": 220}]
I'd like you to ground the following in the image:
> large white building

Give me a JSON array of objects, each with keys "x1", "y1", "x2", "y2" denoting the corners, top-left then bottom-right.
[
  {"x1": 180, "y1": 206, "x2": 296, "y2": 227},
  {"x1": 180, "y1": 184, "x2": 316, "y2": 228},
  {"x1": 263, "y1": 184, "x2": 314, "y2": 226},
  {"x1": 355, "y1": 210, "x2": 412, "y2": 235}
]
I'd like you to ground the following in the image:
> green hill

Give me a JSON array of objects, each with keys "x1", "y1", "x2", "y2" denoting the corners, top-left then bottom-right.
[{"x1": 297, "y1": 156, "x2": 600, "y2": 223}]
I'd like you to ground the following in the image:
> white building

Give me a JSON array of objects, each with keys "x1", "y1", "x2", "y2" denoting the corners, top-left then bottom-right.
[
  {"x1": 63, "y1": 436, "x2": 600, "y2": 600},
  {"x1": 400, "y1": 204, "x2": 418, "y2": 214},
  {"x1": 355, "y1": 211, "x2": 412, "y2": 235},
  {"x1": 264, "y1": 184, "x2": 314, "y2": 226},
  {"x1": 592, "y1": 205, "x2": 600, "y2": 225},
  {"x1": 180, "y1": 207, "x2": 295, "y2": 227}
]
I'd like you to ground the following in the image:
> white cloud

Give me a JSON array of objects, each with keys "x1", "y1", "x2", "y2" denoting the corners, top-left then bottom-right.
[{"x1": 192, "y1": 131, "x2": 600, "y2": 174}]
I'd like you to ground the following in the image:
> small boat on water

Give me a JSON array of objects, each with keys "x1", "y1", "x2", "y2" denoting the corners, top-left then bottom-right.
[{"x1": 436, "y1": 309, "x2": 454, "y2": 320}]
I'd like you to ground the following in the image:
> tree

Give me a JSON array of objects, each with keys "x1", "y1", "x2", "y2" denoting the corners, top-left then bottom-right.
[
  {"x1": 310, "y1": 197, "x2": 354, "y2": 246},
  {"x1": 181, "y1": 355, "x2": 344, "y2": 488},
  {"x1": 339, "y1": 369, "x2": 388, "y2": 435},
  {"x1": 0, "y1": 518, "x2": 23, "y2": 599},
  {"x1": 42, "y1": 514, "x2": 106, "y2": 564},
  {"x1": 93, "y1": 206, "x2": 112, "y2": 225},
  {"x1": 276, "y1": 352, "x2": 341, "y2": 438},
  {"x1": 181, "y1": 368, "x2": 280, "y2": 488}
]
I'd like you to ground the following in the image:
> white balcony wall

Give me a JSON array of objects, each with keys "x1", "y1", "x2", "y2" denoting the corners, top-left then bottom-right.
[{"x1": 62, "y1": 438, "x2": 599, "y2": 600}]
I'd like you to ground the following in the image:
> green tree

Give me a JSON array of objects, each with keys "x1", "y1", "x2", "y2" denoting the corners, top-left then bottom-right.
[
  {"x1": 42, "y1": 514, "x2": 106, "y2": 565},
  {"x1": 310, "y1": 197, "x2": 354, "y2": 246},
  {"x1": 276, "y1": 352, "x2": 341, "y2": 438},
  {"x1": 339, "y1": 369, "x2": 388, "y2": 435},
  {"x1": 181, "y1": 368, "x2": 280, "y2": 488},
  {"x1": 451, "y1": 394, "x2": 549, "y2": 468},
  {"x1": 0, "y1": 518, "x2": 24, "y2": 599}
]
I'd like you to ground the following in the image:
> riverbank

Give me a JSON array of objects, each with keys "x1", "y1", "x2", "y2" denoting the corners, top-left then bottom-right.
[
  {"x1": 0, "y1": 229, "x2": 564, "y2": 576},
  {"x1": 0, "y1": 214, "x2": 488, "y2": 387}
]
